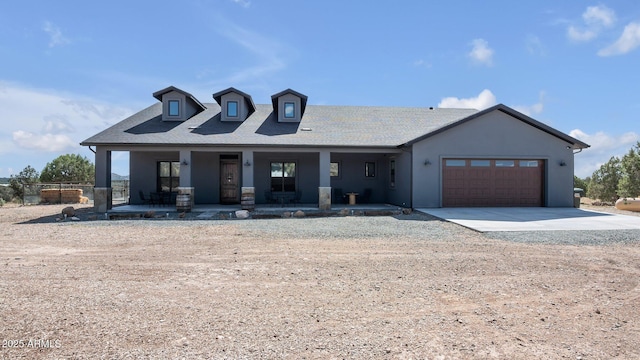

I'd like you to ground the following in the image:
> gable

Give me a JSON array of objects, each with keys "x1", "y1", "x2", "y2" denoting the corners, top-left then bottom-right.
[
  {"x1": 152, "y1": 86, "x2": 206, "y2": 122},
  {"x1": 405, "y1": 104, "x2": 589, "y2": 150}
]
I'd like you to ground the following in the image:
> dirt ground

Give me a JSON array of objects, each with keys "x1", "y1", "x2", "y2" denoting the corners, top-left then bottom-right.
[{"x1": 1, "y1": 203, "x2": 639, "y2": 359}]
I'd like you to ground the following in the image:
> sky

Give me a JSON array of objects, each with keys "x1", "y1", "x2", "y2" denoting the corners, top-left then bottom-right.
[{"x1": 1, "y1": 1, "x2": 639, "y2": 178}]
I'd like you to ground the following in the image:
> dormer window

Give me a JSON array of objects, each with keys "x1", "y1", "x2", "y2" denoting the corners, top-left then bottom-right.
[
  {"x1": 227, "y1": 101, "x2": 239, "y2": 118},
  {"x1": 284, "y1": 102, "x2": 295, "y2": 118},
  {"x1": 168, "y1": 100, "x2": 180, "y2": 117},
  {"x1": 271, "y1": 89, "x2": 307, "y2": 123},
  {"x1": 152, "y1": 86, "x2": 206, "y2": 122},
  {"x1": 213, "y1": 87, "x2": 256, "y2": 122}
]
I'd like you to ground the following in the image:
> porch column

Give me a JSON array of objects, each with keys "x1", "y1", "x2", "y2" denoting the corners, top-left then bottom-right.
[
  {"x1": 318, "y1": 150, "x2": 331, "y2": 210},
  {"x1": 94, "y1": 146, "x2": 112, "y2": 213},
  {"x1": 241, "y1": 150, "x2": 255, "y2": 211},
  {"x1": 177, "y1": 150, "x2": 194, "y2": 208}
]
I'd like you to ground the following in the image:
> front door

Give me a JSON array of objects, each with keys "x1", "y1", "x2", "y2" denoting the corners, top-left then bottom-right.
[{"x1": 220, "y1": 160, "x2": 239, "y2": 204}]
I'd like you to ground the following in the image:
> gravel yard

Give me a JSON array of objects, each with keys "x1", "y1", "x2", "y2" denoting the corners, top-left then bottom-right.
[{"x1": 1, "y1": 204, "x2": 639, "y2": 359}]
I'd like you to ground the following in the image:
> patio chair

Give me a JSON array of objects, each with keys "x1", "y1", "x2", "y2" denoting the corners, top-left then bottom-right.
[
  {"x1": 290, "y1": 190, "x2": 302, "y2": 205},
  {"x1": 333, "y1": 188, "x2": 347, "y2": 204},
  {"x1": 264, "y1": 190, "x2": 277, "y2": 206},
  {"x1": 360, "y1": 188, "x2": 372, "y2": 203},
  {"x1": 139, "y1": 190, "x2": 155, "y2": 206}
]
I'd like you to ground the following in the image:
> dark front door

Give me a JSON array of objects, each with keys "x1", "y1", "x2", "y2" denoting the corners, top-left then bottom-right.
[{"x1": 220, "y1": 160, "x2": 239, "y2": 204}]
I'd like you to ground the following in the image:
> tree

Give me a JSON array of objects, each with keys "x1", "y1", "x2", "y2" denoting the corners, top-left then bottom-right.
[
  {"x1": 40, "y1": 154, "x2": 95, "y2": 184},
  {"x1": 8, "y1": 165, "x2": 40, "y2": 200},
  {"x1": 587, "y1": 156, "x2": 621, "y2": 203},
  {"x1": 617, "y1": 142, "x2": 640, "y2": 198}
]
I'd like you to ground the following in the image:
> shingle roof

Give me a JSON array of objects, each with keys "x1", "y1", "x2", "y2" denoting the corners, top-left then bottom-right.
[{"x1": 80, "y1": 103, "x2": 479, "y2": 148}]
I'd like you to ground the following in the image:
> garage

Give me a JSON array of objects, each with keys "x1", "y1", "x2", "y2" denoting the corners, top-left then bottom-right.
[{"x1": 442, "y1": 159, "x2": 544, "y2": 207}]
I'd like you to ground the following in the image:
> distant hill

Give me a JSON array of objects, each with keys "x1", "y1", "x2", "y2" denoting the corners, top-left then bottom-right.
[
  {"x1": 111, "y1": 173, "x2": 130, "y2": 181},
  {"x1": 0, "y1": 177, "x2": 9, "y2": 184}
]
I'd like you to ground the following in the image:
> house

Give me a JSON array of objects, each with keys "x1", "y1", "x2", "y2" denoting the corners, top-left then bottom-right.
[{"x1": 81, "y1": 86, "x2": 589, "y2": 213}]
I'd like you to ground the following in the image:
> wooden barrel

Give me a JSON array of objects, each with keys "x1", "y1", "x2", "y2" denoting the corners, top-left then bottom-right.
[{"x1": 176, "y1": 194, "x2": 191, "y2": 212}]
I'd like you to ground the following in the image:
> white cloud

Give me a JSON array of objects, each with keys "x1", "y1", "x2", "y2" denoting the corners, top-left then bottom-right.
[
  {"x1": 513, "y1": 91, "x2": 545, "y2": 116},
  {"x1": 438, "y1": 89, "x2": 497, "y2": 110},
  {"x1": 43, "y1": 21, "x2": 70, "y2": 48},
  {"x1": 232, "y1": 0, "x2": 251, "y2": 8},
  {"x1": 525, "y1": 35, "x2": 545, "y2": 56},
  {"x1": 569, "y1": 129, "x2": 640, "y2": 177},
  {"x1": 567, "y1": 26, "x2": 597, "y2": 42},
  {"x1": 12, "y1": 131, "x2": 76, "y2": 152},
  {"x1": 213, "y1": 19, "x2": 290, "y2": 85},
  {"x1": 413, "y1": 59, "x2": 432, "y2": 68},
  {"x1": 583, "y1": 5, "x2": 616, "y2": 27},
  {"x1": 567, "y1": 5, "x2": 616, "y2": 42},
  {"x1": 598, "y1": 22, "x2": 640, "y2": 56},
  {"x1": 468, "y1": 39, "x2": 494, "y2": 66},
  {"x1": 0, "y1": 81, "x2": 134, "y2": 175}
]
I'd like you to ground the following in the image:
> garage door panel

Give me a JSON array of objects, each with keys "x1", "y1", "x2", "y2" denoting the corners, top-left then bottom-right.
[{"x1": 443, "y1": 159, "x2": 543, "y2": 207}]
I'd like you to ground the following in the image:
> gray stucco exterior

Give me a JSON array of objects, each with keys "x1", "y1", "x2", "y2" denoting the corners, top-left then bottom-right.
[
  {"x1": 411, "y1": 110, "x2": 577, "y2": 207},
  {"x1": 82, "y1": 86, "x2": 589, "y2": 211}
]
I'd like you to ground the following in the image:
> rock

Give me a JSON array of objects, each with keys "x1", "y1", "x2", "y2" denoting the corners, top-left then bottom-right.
[
  {"x1": 282, "y1": 211, "x2": 292, "y2": 218},
  {"x1": 339, "y1": 208, "x2": 349, "y2": 216},
  {"x1": 293, "y1": 210, "x2": 305, "y2": 218},
  {"x1": 62, "y1": 206, "x2": 75, "y2": 217},
  {"x1": 235, "y1": 210, "x2": 250, "y2": 219},
  {"x1": 402, "y1": 208, "x2": 412, "y2": 215},
  {"x1": 71, "y1": 217, "x2": 80, "y2": 221},
  {"x1": 143, "y1": 210, "x2": 155, "y2": 218}
]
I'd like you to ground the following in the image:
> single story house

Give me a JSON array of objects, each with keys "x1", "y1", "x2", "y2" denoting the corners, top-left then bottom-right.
[{"x1": 81, "y1": 86, "x2": 589, "y2": 212}]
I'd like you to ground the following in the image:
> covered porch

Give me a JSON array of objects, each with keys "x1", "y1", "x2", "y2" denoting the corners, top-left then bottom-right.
[{"x1": 92, "y1": 146, "x2": 412, "y2": 213}]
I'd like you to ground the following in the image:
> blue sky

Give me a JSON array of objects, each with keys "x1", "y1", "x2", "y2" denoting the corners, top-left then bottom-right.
[{"x1": 1, "y1": 1, "x2": 639, "y2": 178}]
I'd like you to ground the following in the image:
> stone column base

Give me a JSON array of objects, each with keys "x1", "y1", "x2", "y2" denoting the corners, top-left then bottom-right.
[
  {"x1": 318, "y1": 186, "x2": 331, "y2": 210},
  {"x1": 94, "y1": 187, "x2": 112, "y2": 213},
  {"x1": 241, "y1": 187, "x2": 255, "y2": 211}
]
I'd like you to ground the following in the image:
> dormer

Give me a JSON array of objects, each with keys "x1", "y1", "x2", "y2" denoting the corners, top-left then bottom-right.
[
  {"x1": 271, "y1": 88, "x2": 308, "y2": 123},
  {"x1": 152, "y1": 86, "x2": 206, "y2": 121},
  {"x1": 212, "y1": 87, "x2": 256, "y2": 122}
]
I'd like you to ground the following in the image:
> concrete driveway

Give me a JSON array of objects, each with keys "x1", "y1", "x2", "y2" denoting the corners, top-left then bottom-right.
[{"x1": 417, "y1": 207, "x2": 640, "y2": 232}]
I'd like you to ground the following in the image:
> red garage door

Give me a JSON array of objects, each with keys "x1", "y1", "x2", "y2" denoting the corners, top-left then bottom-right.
[{"x1": 442, "y1": 159, "x2": 544, "y2": 207}]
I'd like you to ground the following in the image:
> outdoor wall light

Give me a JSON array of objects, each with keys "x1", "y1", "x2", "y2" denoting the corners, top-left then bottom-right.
[
  {"x1": 424, "y1": 159, "x2": 431, "y2": 166},
  {"x1": 559, "y1": 160, "x2": 567, "y2": 166},
  {"x1": 244, "y1": 160, "x2": 252, "y2": 167},
  {"x1": 181, "y1": 159, "x2": 189, "y2": 166}
]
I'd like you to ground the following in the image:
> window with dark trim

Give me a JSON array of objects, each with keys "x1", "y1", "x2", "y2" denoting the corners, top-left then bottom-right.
[
  {"x1": 389, "y1": 160, "x2": 396, "y2": 188},
  {"x1": 168, "y1": 100, "x2": 180, "y2": 116},
  {"x1": 284, "y1": 102, "x2": 295, "y2": 118},
  {"x1": 158, "y1": 161, "x2": 180, "y2": 192},
  {"x1": 445, "y1": 159, "x2": 466, "y2": 167},
  {"x1": 330, "y1": 162, "x2": 339, "y2": 177},
  {"x1": 270, "y1": 162, "x2": 296, "y2": 191},
  {"x1": 227, "y1": 101, "x2": 238, "y2": 117},
  {"x1": 365, "y1": 162, "x2": 376, "y2": 177}
]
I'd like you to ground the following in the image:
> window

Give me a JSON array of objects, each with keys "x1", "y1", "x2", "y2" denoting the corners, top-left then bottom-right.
[
  {"x1": 271, "y1": 162, "x2": 296, "y2": 192},
  {"x1": 520, "y1": 160, "x2": 539, "y2": 167},
  {"x1": 284, "y1": 102, "x2": 295, "y2": 118},
  {"x1": 330, "y1": 162, "x2": 339, "y2": 177},
  {"x1": 158, "y1": 161, "x2": 180, "y2": 192},
  {"x1": 389, "y1": 160, "x2": 396, "y2": 188},
  {"x1": 365, "y1": 162, "x2": 376, "y2": 177},
  {"x1": 495, "y1": 160, "x2": 515, "y2": 167},
  {"x1": 227, "y1": 101, "x2": 238, "y2": 117},
  {"x1": 470, "y1": 160, "x2": 490, "y2": 167},
  {"x1": 445, "y1": 159, "x2": 466, "y2": 167},
  {"x1": 168, "y1": 100, "x2": 180, "y2": 116}
]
